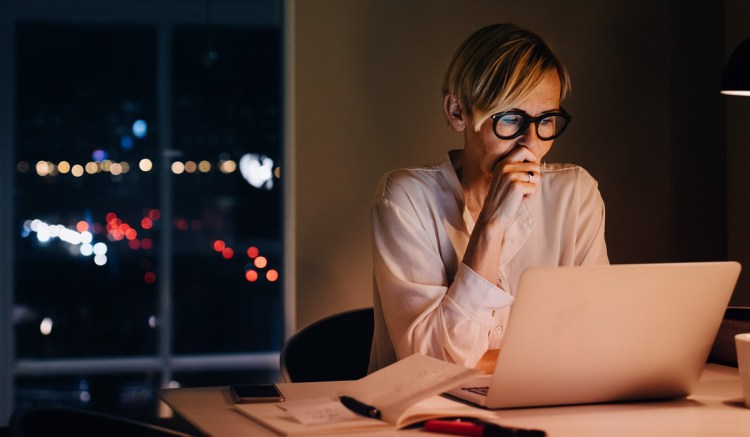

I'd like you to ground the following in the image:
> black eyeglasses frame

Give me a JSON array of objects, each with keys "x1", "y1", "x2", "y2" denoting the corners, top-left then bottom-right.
[{"x1": 489, "y1": 108, "x2": 572, "y2": 141}]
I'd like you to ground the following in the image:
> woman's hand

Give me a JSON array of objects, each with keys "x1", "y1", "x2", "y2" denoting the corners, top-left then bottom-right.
[
  {"x1": 462, "y1": 145, "x2": 539, "y2": 282},
  {"x1": 475, "y1": 145, "x2": 540, "y2": 234},
  {"x1": 475, "y1": 349, "x2": 500, "y2": 373}
]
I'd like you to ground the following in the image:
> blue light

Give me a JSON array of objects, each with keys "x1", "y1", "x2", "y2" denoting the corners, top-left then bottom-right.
[
  {"x1": 120, "y1": 135, "x2": 134, "y2": 150},
  {"x1": 132, "y1": 120, "x2": 148, "y2": 139},
  {"x1": 92, "y1": 149, "x2": 108, "y2": 162}
]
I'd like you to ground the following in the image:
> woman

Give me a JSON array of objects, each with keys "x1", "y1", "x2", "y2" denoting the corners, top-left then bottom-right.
[{"x1": 369, "y1": 23, "x2": 609, "y2": 373}]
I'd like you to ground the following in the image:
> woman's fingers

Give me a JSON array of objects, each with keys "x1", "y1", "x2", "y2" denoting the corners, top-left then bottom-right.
[
  {"x1": 500, "y1": 144, "x2": 537, "y2": 164},
  {"x1": 495, "y1": 146, "x2": 540, "y2": 182},
  {"x1": 495, "y1": 160, "x2": 540, "y2": 186}
]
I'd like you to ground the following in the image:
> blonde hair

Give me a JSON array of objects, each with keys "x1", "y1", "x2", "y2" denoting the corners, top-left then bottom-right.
[{"x1": 442, "y1": 23, "x2": 571, "y2": 131}]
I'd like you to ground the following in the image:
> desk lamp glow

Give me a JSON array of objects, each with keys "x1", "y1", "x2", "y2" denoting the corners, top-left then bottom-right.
[{"x1": 721, "y1": 37, "x2": 750, "y2": 97}]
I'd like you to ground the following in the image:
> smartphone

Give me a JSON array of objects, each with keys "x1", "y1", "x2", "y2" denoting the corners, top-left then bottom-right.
[{"x1": 230, "y1": 383, "x2": 285, "y2": 403}]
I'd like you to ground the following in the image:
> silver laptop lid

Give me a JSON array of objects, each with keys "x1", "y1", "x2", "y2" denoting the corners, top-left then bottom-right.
[{"x1": 484, "y1": 262, "x2": 740, "y2": 409}]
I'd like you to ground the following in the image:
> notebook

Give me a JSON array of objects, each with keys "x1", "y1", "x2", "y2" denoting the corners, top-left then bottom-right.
[{"x1": 446, "y1": 261, "x2": 741, "y2": 409}]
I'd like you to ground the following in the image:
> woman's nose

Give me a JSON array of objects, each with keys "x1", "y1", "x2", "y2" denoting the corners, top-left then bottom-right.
[{"x1": 518, "y1": 123, "x2": 542, "y2": 153}]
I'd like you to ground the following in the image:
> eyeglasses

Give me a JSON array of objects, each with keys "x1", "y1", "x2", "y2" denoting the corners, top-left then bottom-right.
[{"x1": 490, "y1": 108, "x2": 572, "y2": 140}]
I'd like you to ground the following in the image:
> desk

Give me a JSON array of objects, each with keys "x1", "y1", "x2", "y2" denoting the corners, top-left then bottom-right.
[{"x1": 160, "y1": 364, "x2": 750, "y2": 436}]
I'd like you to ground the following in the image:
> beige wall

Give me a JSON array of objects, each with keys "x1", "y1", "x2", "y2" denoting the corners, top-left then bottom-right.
[
  {"x1": 290, "y1": 0, "x2": 744, "y2": 329},
  {"x1": 726, "y1": 0, "x2": 750, "y2": 308}
]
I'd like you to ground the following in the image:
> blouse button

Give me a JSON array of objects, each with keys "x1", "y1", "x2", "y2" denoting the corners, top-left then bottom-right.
[
  {"x1": 491, "y1": 310, "x2": 496, "y2": 317},
  {"x1": 495, "y1": 325, "x2": 502, "y2": 334}
]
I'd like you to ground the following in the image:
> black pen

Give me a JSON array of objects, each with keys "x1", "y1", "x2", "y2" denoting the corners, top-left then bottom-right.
[{"x1": 339, "y1": 396, "x2": 381, "y2": 419}]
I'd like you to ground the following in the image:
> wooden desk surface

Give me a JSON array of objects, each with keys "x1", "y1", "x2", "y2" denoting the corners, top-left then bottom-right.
[{"x1": 159, "y1": 364, "x2": 750, "y2": 436}]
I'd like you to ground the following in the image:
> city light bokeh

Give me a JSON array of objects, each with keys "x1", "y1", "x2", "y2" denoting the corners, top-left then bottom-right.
[{"x1": 19, "y1": 155, "x2": 280, "y2": 191}]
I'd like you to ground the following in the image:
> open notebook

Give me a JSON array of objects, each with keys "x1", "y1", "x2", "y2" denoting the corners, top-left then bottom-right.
[{"x1": 447, "y1": 262, "x2": 741, "y2": 409}]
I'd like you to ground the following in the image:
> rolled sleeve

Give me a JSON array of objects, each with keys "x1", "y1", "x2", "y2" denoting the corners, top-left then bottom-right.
[{"x1": 445, "y1": 263, "x2": 513, "y2": 319}]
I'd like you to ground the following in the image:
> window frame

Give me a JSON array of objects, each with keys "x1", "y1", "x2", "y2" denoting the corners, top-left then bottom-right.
[{"x1": 0, "y1": 0, "x2": 293, "y2": 425}]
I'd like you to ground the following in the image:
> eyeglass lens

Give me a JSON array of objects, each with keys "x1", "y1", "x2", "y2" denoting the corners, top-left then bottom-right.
[{"x1": 494, "y1": 113, "x2": 568, "y2": 140}]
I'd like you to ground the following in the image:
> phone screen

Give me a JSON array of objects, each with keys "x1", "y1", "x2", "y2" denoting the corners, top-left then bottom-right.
[{"x1": 231, "y1": 384, "x2": 284, "y2": 403}]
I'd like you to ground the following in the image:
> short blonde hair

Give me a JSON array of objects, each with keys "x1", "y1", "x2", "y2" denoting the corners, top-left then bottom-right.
[{"x1": 442, "y1": 23, "x2": 571, "y2": 131}]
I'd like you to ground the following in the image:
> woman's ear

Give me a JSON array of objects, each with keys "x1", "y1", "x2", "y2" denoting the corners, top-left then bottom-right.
[{"x1": 443, "y1": 94, "x2": 465, "y2": 132}]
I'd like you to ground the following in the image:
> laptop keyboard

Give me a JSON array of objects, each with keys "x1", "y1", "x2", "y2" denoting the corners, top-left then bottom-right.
[{"x1": 462, "y1": 386, "x2": 489, "y2": 396}]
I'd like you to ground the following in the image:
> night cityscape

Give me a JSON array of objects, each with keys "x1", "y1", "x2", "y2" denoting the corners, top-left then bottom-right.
[{"x1": 9, "y1": 18, "x2": 283, "y2": 420}]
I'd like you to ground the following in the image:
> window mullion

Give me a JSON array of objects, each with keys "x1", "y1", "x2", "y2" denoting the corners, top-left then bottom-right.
[
  {"x1": 0, "y1": 3, "x2": 16, "y2": 426},
  {"x1": 157, "y1": 23, "x2": 175, "y2": 390}
]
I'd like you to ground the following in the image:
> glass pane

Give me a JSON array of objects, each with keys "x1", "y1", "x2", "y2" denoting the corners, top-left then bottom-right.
[
  {"x1": 14, "y1": 23, "x2": 159, "y2": 358},
  {"x1": 171, "y1": 26, "x2": 284, "y2": 354},
  {"x1": 15, "y1": 373, "x2": 161, "y2": 420},
  {"x1": 173, "y1": 368, "x2": 280, "y2": 388},
  {"x1": 15, "y1": 369, "x2": 276, "y2": 426}
]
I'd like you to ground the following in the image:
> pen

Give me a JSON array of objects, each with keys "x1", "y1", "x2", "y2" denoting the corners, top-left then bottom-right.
[
  {"x1": 424, "y1": 419, "x2": 546, "y2": 437},
  {"x1": 339, "y1": 396, "x2": 381, "y2": 419}
]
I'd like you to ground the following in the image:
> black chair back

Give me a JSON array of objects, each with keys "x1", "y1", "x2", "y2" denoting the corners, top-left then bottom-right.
[{"x1": 280, "y1": 307, "x2": 374, "y2": 382}]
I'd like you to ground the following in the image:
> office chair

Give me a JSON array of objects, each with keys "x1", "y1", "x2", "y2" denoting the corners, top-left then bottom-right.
[
  {"x1": 280, "y1": 307, "x2": 374, "y2": 382},
  {"x1": 708, "y1": 306, "x2": 750, "y2": 367},
  {"x1": 9, "y1": 406, "x2": 195, "y2": 437}
]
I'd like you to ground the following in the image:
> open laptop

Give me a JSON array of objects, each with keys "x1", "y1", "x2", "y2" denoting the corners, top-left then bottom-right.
[{"x1": 447, "y1": 261, "x2": 741, "y2": 409}]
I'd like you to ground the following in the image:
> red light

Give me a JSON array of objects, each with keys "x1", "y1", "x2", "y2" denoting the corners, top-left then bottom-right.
[
  {"x1": 119, "y1": 223, "x2": 130, "y2": 233},
  {"x1": 247, "y1": 246, "x2": 259, "y2": 259},
  {"x1": 254, "y1": 256, "x2": 268, "y2": 269},
  {"x1": 125, "y1": 228, "x2": 137, "y2": 240},
  {"x1": 213, "y1": 240, "x2": 225, "y2": 251},
  {"x1": 76, "y1": 221, "x2": 89, "y2": 232},
  {"x1": 141, "y1": 238, "x2": 153, "y2": 250},
  {"x1": 141, "y1": 217, "x2": 153, "y2": 230},
  {"x1": 266, "y1": 269, "x2": 279, "y2": 282},
  {"x1": 222, "y1": 247, "x2": 234, "y2": 259},
  {"x1": 176, "y1": 218, "x2": 189, "y2": 231},
  {"x1": 149, "y1": 209, "x2": 161, "y2": 220},
  {"x1": 245, "y1": 270, "x2": 258, "y2": 282},
  {"x1": 128, "y1": 239, "x2": 141, "y2": 250},
  {"x1": 105, "y1": 212, "x2": 117, "y2": 222},
  {"x1": 144, "y1": 272, "x2": 156, "y2": 284}
]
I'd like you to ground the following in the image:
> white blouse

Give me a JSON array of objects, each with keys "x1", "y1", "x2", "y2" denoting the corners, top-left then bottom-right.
[{"x1": 368, "y1": 152, "x2": 609, "y2": 372}]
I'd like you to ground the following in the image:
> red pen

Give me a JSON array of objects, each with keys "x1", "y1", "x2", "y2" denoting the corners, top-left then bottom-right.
[
  {"x1": 425, "y1": 419, "x2": 483, "y2": 436},
  {"x1": 424, "y1": 419, "x2": 546, "y2": 437}
]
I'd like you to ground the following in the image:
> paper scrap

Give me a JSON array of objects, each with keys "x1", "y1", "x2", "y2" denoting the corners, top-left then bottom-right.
[{"x1": 276, "y1": 397, "x2": 360, "y2": 425}]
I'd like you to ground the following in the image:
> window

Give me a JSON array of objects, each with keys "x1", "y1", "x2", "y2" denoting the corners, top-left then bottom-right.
[
  {"x1": 171, "y1": 25, "x2": 283, "y2": 355},
  {"x1": 15, "y1": 23, "x2": 160, "y2": 359},
  {"x1": 2, "y1": 1, "x2": 284, "y2": 424}
]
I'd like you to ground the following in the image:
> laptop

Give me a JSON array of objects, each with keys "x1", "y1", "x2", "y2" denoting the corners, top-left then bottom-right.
[{"x1": 447, "y1": 261, "x2": 741, "y2": 409}]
